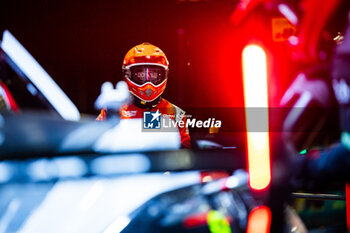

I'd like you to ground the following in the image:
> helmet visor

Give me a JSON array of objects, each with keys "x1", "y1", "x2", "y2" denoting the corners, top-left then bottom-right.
[{"x1": 130, "y1": 66, "x2": 166, "y2": 85}]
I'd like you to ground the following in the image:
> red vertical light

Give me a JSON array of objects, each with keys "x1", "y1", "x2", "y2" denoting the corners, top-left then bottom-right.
[
  {"x1": 246, "y1": 206, "x2": 271, "y2": 233},
  {"x1": 346, "y1": 183, "x2": 350, "y2": 230},
  {"x1": 242, "y1": 44, "x2": 271, "y2": 191}
]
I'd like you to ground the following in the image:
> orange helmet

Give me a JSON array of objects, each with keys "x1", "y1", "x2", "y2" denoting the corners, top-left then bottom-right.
[{"x1": 122, "y1": 42, "x2": 169, "y2": 102}]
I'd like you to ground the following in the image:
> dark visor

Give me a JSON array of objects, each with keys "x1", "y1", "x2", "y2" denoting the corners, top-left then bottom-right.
[{"x1": 130, "y1": 66, "x2": 166, "y2": 85}]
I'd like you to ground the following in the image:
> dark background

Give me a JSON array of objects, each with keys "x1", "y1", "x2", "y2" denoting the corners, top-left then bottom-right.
[
  {"x1": 0, "y1": 0, "x2": 256, "y2": 115},
  {"x1": 3, "y1": 0, "x2": 343, "y2": 147}
]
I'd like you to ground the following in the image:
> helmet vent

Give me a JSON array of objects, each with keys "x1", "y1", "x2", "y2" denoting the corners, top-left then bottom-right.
[
  {"x1": 145, "y1": 88, "x2": 152, "y2": 97},
  {"x1": 135, "y1": 47, "x2": 144, "y2": 53}
]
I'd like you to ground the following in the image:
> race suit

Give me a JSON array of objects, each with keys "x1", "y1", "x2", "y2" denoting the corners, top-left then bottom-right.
[{"x1": 97, "y1": 98, "x2": 191, "y2": 148}]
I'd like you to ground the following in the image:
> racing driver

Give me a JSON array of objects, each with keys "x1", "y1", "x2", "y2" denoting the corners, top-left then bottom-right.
[{"x1": 97, "y1": 42, "x2": 191, "y2": 148}]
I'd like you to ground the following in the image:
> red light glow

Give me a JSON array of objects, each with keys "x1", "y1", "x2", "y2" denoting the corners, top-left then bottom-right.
[
  {"x1": 346, "y1": 183, "x2": 350, "y2": 230},
  {"x1": 246, "y1": 206, "x2": 271, "y2": 233},
  {"x1": 242, "y1": 45, "x2": 271, "y2": 191},
  {"x1": 183, "y1": 213, "x2": 208, "y2": 228}
]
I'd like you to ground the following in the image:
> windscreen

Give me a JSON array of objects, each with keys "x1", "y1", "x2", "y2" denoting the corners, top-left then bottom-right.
[{"x1": 0, "y1": 53, "x2": 55, "y2": 113}]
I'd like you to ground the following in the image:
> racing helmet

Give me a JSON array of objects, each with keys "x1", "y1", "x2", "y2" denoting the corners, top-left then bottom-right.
[{"x1": 122, "y1": 42, "x2": 169, "y2": 102}]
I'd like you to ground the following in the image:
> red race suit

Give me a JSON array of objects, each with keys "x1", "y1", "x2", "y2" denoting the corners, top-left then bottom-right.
[{"x1": 97, "y1": 98, "x2": 191, "y2": 148}]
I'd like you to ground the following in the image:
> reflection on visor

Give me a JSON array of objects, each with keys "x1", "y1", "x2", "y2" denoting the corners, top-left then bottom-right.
[{"x1": 130, "y1": 66, "x2": 166, "y2": 85}]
